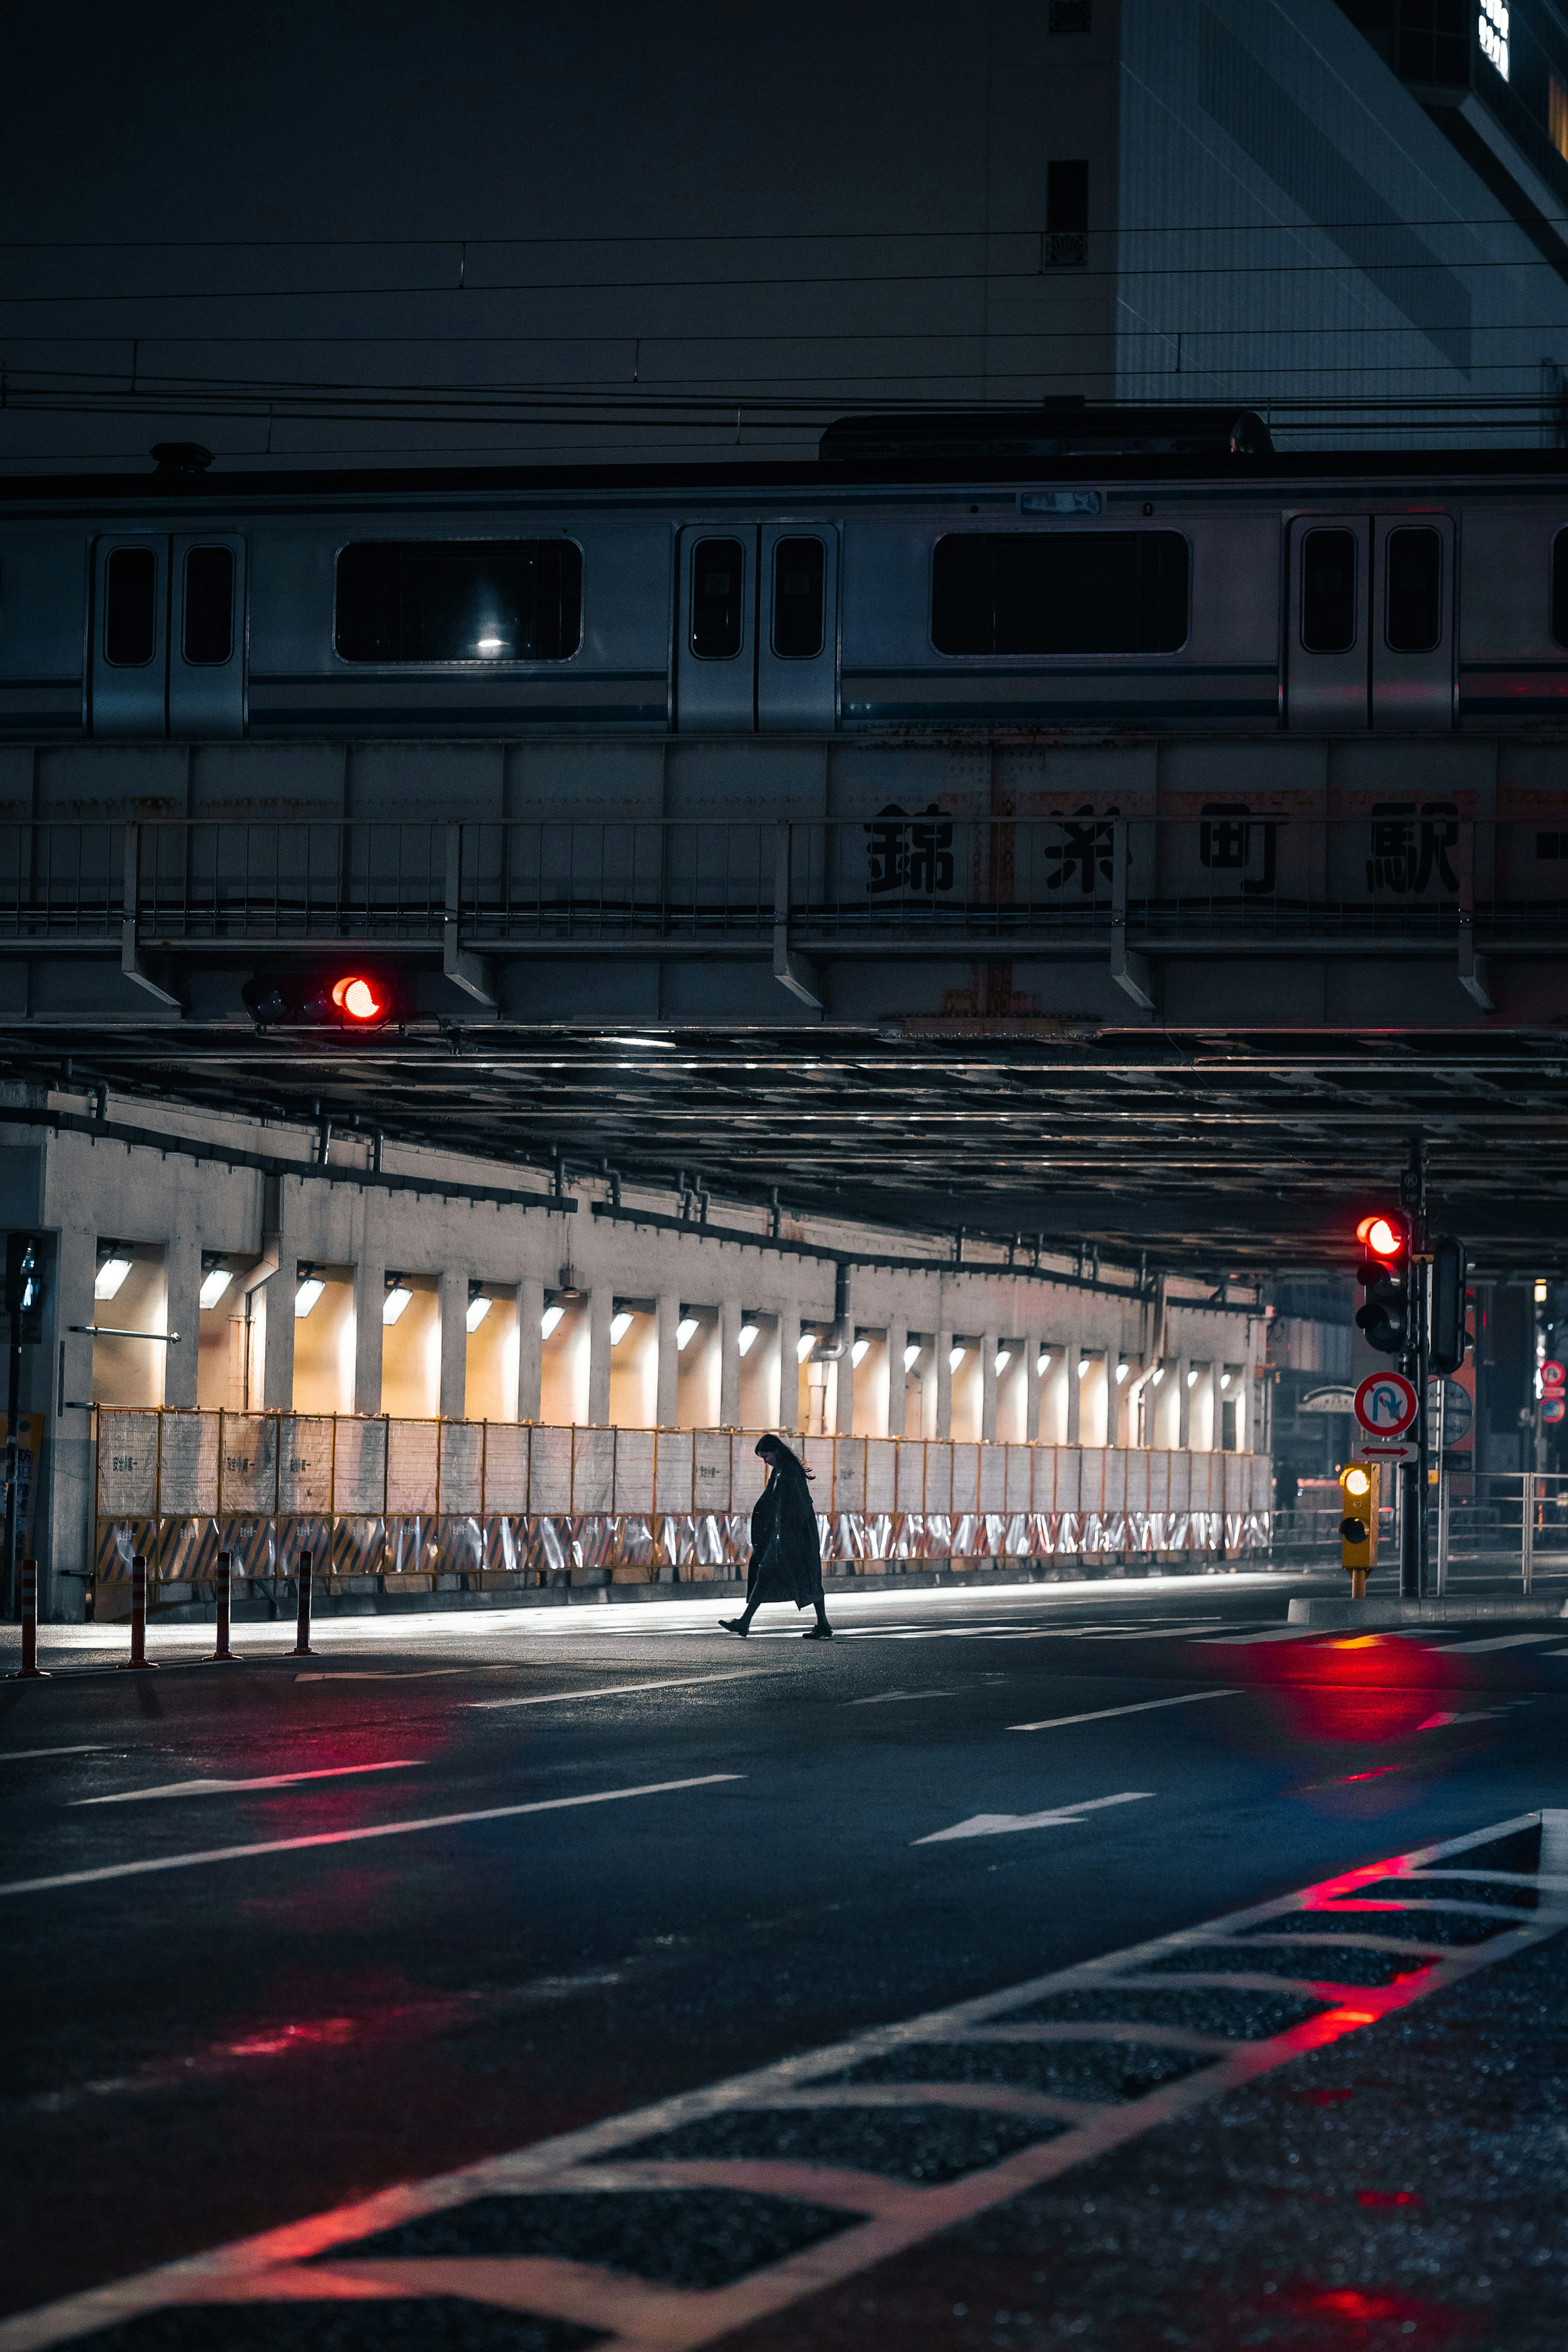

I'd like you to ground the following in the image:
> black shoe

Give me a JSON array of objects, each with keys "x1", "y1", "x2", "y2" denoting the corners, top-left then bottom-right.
[
  {"x1": 719, "y1": 1616, "x2": 750, "y2": 1637},
  {"x1": 803, "y1": 1623, "x2": 833, "y2": 1639}
]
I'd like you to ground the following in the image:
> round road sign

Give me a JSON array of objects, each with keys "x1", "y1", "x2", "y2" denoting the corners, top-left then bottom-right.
[
  {"x1": 1543, "y1": 1360, "x2": 1566, "y2": 1390},
  {"x1": 1354, "y1": 1370, "x2": 1419, "y2": 1437},
  {"x1": 1544, "y1": 1396, "x2": 1566, "y2": 1425}
]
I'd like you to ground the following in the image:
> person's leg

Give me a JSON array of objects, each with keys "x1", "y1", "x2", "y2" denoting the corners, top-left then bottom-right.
[
  {"x1": 803, "y1": 1594, "x2": 832, "y2": 1637},
  {"x1": 720, "y1": 1596, "x2": 759, "y2": 1636}
]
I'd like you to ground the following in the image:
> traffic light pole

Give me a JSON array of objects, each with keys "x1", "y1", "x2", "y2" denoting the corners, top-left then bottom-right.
[
  {"x1": 3, "y1": 1336, "x2": 18, "y2": 1622},
  {"x1": 1400, "y1": 1138, "x2": 1429, "y2": 1602}
]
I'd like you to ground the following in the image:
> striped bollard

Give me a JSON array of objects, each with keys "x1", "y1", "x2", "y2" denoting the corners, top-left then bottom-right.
[
  {"x1": 292, "y1": 1547, "x2": 314, "y2": 1657},
  {"x1": 207, "y1": 1549, "x2": 239, "y2": 1664},
  {"x1": 118, "y1": 1552, "x2": 157, "y2": 1670},
  {"x1": 9, "y1": 1558, "x2": 49, "y2": 1679}
]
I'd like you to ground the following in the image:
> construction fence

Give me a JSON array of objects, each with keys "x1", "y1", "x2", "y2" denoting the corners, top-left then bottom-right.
[{"x1": 93, "y1": 1411, "x2": 1273, "y2": 1595}]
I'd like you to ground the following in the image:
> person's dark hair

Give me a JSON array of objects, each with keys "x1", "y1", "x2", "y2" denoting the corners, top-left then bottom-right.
[{"x1": 755, "y1": 1432, "x2": 815, "y2": 1479}]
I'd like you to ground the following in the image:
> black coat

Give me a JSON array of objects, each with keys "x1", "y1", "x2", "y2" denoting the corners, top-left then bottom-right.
[{"x1": 747, "y1": 1458, "x2": 824, "y2": 1609}]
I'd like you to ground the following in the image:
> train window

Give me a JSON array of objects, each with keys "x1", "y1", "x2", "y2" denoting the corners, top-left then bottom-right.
[
  {"x1": 772, "y1": 537, "x2": 824, "y2": 659},
  {"x1": 930, "y1": 532, "x2": 1187, "y2": 656},
  {"x1": 1551, "y1": 531, "x2": 1568, "y2": 647},
  {"x1": 334, "y1": 540, "x2": 582, "y2": 662},
  {"x1": 690, "y1": 538, "x2": 745, "y2": 658},
  {"x1": 183, "y1": 547, "x2": 234, "y2": 666},
  {"x1": 1301, "y1": 528, "x2": 1356, "y2": 653},
  {"x1": 1385, "y1": 527, "x2": 1442, "y2": 652},
  {"x1": 105, "y1": 546, "x2": 158, "y2": 667}
]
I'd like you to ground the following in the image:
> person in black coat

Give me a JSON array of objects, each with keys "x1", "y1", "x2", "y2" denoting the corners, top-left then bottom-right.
[{"x1": 721, "y1": 1434, "x2": 832, "y2": 1639}]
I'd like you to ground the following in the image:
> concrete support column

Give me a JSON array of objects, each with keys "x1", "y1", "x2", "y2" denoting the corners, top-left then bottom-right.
[
  {"x1": 834, "y1": 1295, "x2": 855, "y2": 1434},
  {"x1": 438, "y1": 1270, "x2": 467, "y2": 1420},
  {"x1": 655, "y1": 1291, "x2": 680, "y2": 1425},
  {"x1": 354, "y1": 1251, "x2": 385, "y2": 1416},
  {"x1": 587, "y1": 1288, "x2": 612, "y2": 1425},
  {"x1": 719, "y1": 1296, "x2": 743, "y2": 1428},
  {"x1": 1025, "y1": 1329, "x2": 1045, "y2": 1445},
  {"x1": 776, "y1": 1306, "x2": 800, "y2": 1431},
  {"x1": 1178, "y1": 1356, "x2": 1193, "y2": 1449},
  {"x1": 163, "y1": 1224, "x2": 201, "y2": 1408},
  {"x1": 1065, "y1": 1334, "x2": 1082, "y2": 1445},
  {"x1": 936, "y1": 1327, "x2": 953, "y2": 1440},
  {"x1": 48, "y1": 1221, "x2": 99, "y2": 1611},
  {"x1": 980, "y1": 1330, "x2": 999, "y2": 1442},
  {"x1": 517, "y1": 1275, "x2": 543, "y2": 1421},
  {"x1": 261, "y1": 1262, "x2": 295, "y2": 1409},
  {"x1": 886, "y1": 1319, "x2": 907, "y2": 1439}
]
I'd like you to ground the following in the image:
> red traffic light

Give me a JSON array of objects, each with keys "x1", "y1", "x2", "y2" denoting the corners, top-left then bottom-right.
[
  {"x1": 1355, "y1": 1211, "x2": 1408, "y2": 1262},
  {"x1": 331, "y1": 974, "x2": 383, "y2": 1023}
]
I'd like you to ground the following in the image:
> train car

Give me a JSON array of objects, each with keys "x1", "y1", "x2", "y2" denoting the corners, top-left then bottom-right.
[{"x1": 3, "y1": 406, "x2": 1568, "y2": 744}]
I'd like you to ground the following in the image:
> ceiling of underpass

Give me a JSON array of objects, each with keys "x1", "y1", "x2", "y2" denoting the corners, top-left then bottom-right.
[{"x1": 1, "y1": 1021, "x2": 1563, "y2": 1279}]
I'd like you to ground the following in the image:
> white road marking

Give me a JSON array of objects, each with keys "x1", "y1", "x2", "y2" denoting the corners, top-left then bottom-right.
[
  {"x1": 913, "y1": 1788, "x2": 1156, "y2": 1845},
  {"x1": 294, "y1": 1669, "x2": 480, "y2": 1683},
  {"x1": 1418, "y1": 1710, "x2": 1505, "y2": 1730},
  {"x1": 467, "y1": 1671, "x2": 757, "y2": 1711},
  {"x1": 0, "y1": 1773, "x2": 743, "y2": 1899},
  {"x1": 73, "y1": 1760, "x2": 423, "y2": 1807},
  {"x1": 1195, "y1": 1626, "x2": 1325, "y2": 1646},
  {"x1": 0, "y1": 1744, "x2": 110, "y2": 1763},
  {"x1": 1009, "y1": 1689, "x2": 1238, "y2": 1734},
  {"x1": 849, "y1": 1688, "x2": 959, "y2": 1706},
  {"x1": 1439, "y1": 1631, "x2": 1563, "y2": 1654}
]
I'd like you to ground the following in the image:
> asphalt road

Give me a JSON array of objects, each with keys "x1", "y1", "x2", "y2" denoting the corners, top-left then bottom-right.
[{"x1": 3, "y1": 1573, "x2": 1567, "y2": 2350}]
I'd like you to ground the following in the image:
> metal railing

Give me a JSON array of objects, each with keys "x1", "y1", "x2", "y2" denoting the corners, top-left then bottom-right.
[
  {"x1": 1269, "y1": 1473, "x2": 1568, "y2": 1595},
  {"x1": 0, "y1": 817, "x2": 1562, "y2": 956}
]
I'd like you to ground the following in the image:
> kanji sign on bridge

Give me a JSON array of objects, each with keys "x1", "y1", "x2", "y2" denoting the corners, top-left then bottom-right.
[{"x1": 1354, "y1": 1370, "x2": 1419, "y2": 1438}]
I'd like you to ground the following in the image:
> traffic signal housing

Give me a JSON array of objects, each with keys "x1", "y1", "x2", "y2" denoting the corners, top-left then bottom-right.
[
  {"x1": 3, "y1": 1232, "x2": 44, "y2": 1345},
  {"x1": 1339, "y1": 1461, "x2": 1378, "y2": 1597},
  {"x1": 241, "y1": 968, "x2": 400, "y2": 1029},
  {"x1": 1354, "y1": 1208, "x2": 1410, "y2": 1356},
  {"x1": 1430, "y1": 1232, "x2": 1469, "y2": 1376}
]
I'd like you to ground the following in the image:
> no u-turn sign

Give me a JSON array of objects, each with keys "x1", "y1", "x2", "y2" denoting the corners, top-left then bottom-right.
[{"x1": 1354, "y1": 1371, "x2": 1419, "y2": 1437}]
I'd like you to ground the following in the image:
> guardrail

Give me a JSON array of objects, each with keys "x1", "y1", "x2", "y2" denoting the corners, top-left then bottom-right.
[
  {"x1": 91, "y1": 1409, "x2": 1270, "y2": 1596},
  {"x1": 1271, "y1": 1472, "x2": 1568, "y2": 1595},
  {"x1": 0, "y1": 817, "x2": 1561, "y2": 961}
]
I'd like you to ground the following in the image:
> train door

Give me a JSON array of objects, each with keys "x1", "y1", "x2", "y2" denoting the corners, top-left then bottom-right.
[
  {"x1": 90, "y1": 534, "x2": 246, "y2": 737},
  {"x1": 757, "y1": 524, "x2": 837, "y2": 730},
  {"x1": 1370, "y1": 514, "x2": 1454, "y2": 731},
  {"x1": 676, "y1": 526, "x2": 757, "y2": 731},
  {"x1": 1285, "y1": 516, "x2": 1370, "y2": 730}
]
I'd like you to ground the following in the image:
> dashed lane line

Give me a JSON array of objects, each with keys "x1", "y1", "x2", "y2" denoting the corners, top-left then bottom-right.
[
  {"x1": 1009, "y1": 1688, "x2": 1240, "y2": 1734},
  {"x1": 7, "y1": 1809, "x2": 1561, "y2": 2352},
  {"x1": 467, "y1": 1671, "x2": 760, "y2": 1711},
  {"x1": 1439, "y1": 1631, "x2": 1565, "y2": 1654},
  {"x1": 0, "y1": 1745, "x2": 110, "y2": 1764},
  {"x1": 0, "y1": 1773, "x2": 743, "y2": 1900},
  {"x1": 73, "y1": 1760, "x2": 423, "y2": 1807}
]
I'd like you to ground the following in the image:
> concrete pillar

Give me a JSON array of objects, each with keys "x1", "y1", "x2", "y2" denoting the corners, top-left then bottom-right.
[
  {"x1": 163, "y1": 1224, "x2": 201, "y2": 1408},
  {"x1": 777, "y1": 1305, "x2": 800, "y2": 1431},
  {"x1": 517, "y1": 1274, "x2": 543, "y2": 1420},
  {"x1": 47, "y1": 1220, "x2": 98, "y2": 1611},
  {"x1": 835, "y1": 1323, "x2": 855, "y2": 1438},
  {"x1": 886, "y1": 1319, "x2": 906, "y2": 1439},
  {"x1": 438, "y1": 1269, "x2": 467, "y2": 1419},
  {"x1": 354, "y1": 1250, "x2": 384, "y2": 1415},
  {"x1": 1065, "y1": 1335, "x2": 1082, "y2": 1445},
  {"x1": 936, "y1": 1327, "x2": 953, "y2": 1439},
  {"x1": 719, "y1": 1296, "x2": 743, "y2": 1428},
  {"x1": 656, "y1": 1290, "x2": 680, "y2": 1425},
  {"x1": 1178, "y1": 1356, "x2": 1193, "y2": 1449},
  {"x1": 980, "y1": 1330, "x2": 999, "y2": 1442},
  {"x1": 261, "y1": 1263, "x2": 295, "y2": 1408},
  {"x1": 1025, "y1": 1329, "x2": 1045, "y2": 1445},
  {"x1": 588, "y1": 1287, "x2": 612, "y2": 1425}
]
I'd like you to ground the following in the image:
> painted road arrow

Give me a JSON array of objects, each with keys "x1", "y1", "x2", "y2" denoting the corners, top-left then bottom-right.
[{"x1": 913, "y1": 1788, "x2": 1156, "y2": 1846}]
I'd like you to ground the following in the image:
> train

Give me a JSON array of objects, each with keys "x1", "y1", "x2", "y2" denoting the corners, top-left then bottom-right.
[{"x1": 4, "y1": 404, "x2": 1568, "y2": 743}]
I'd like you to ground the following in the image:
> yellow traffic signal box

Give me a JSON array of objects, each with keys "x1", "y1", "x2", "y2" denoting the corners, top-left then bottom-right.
[{"x1": 1338, "y1": 1461, "x2": 1379, "y2": 1598}]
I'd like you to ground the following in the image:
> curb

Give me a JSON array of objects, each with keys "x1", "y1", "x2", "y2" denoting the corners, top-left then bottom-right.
[{"x1": 1287, "y1": 1595, "x2": 1568, "y2": 1628}]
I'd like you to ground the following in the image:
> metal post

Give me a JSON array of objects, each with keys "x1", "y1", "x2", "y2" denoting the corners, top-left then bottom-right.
[
  {"x1": 1522, "y1": 1470, "x2": 1535, "y2": 1595},
  {"x1": 1435, "y1": 1378, "x2": 1449, "y2": 1596},
  {"x1": 292, "y1": 1545, "x2": 314, "y2": 1655},
  {"x1": 3, "y1": 1339, "x2": 19, "y2": 1622},
  {"x1": 1399, "y1": 1136, "x2": 1427, "y2": 1600},
  {"x1": 207, "y1": 1548, "x2": 238, "y2": 1663},
  {"x1": 119, "y1": 1552, "x2": 156, "y2": 1669},
  {"x1": 9, "y1": 1559, "x2": 47, "y2": 1678}
]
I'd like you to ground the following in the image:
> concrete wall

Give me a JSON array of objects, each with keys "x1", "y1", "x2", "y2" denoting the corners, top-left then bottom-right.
[{"x1": 23, "y1": 1082, "x2": 1267, "y2": 1615}]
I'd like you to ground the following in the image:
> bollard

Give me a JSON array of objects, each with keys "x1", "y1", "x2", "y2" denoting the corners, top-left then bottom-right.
[
  {"x1": 292, "y1": 1546, "x2": 314, "y2": 1657},
  {"x1": 118, "y1": 1552, "x2": 157, "y2": 1670},
  {"x1": 207, "y1": 1549, "x2": 239, "y2": 1664},
  {"x1": 9, "y1": 1558, "x2": 49, "y2": 1679}
]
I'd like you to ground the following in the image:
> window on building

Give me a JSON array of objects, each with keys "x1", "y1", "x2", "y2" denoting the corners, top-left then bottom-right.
[
  {"x1": 771, "y1": 538, "x2": 824, "y2": 659},
  {"x1": 690, "y1": 537, "x2": 745, "y2": 658},
  {"x1": 1301, "y1": 528, "x2": 1357, "y2": 654},
  {"x1": 1551, "y1": 530, "x2": 1568, "y2": 648},
  {"x1": 931, "y1": 532, "x2": 1189, "y2": 656},
  {"x1": 1552, "y1": 74, "x2": 1568, "y2": 163},
  {"x1": 334, "y1": 540, "x2": 581, "y2": 662},
  {"x1": 1385, "y1": 527, "x2": 1442, "y2": 652},
  {"x1": 105, "y1": 547, "x2": 158, "y2": 666},
  {"x1": 183, "y1": 547, "x2": 234, "y2": 666}
]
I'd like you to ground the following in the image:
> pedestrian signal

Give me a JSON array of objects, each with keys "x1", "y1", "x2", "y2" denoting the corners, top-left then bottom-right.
[
  {"x1": 1355, "y1": 1209, "x2": 1410, "y2": 1356},
  {"x1": 1429, "y1": 1233, "x2": 1469, "y2": 1377},
  {"x1": 3, "y1": 1232, "x2": 44, "y2": 1345}
]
